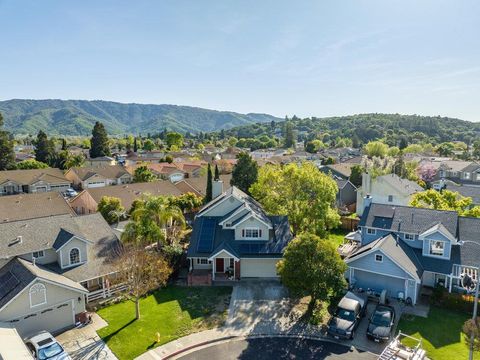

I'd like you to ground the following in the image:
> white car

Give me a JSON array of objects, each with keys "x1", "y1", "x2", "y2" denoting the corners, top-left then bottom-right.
[
  {"x1": 24, "y1": 331, "x2": 71, "y2": 360},
  {"x1": 65, "y1": 188, "x2": 78, "y2": 197}
]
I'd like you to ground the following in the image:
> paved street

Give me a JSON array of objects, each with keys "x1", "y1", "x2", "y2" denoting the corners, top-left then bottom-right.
[{"x1": 176, "y1": 337, "x2": 377, "y2": 360}]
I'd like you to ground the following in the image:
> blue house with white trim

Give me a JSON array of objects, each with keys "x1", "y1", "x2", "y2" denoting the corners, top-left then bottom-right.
[{"x1": 345, "y1": 197, "x2": 480, "y2": 304}]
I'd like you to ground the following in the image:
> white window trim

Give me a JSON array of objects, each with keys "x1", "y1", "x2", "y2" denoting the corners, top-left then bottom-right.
[
  {"x1": 366, "y1": 228, "x2": 376, "y2": 235},
  {"x1": 32, "y1": 250, "x2": 45, "y2": 259},
  {"x1": 244, "y1": 227, "x2": 260, "y2": 239},
  {"x1": 404, "y1": 233, "x2": 415, "y2": 241},
  {"x1": 197, "y1": 258, "x2": 209, "y2": 265},
  {"x1": 29, "y1": 283, "x2": 47, "y2": 308},
  {"x1": 388, "y1": 195, "x2": 394, "y2": 202},
  {"x1": 69, "y1": 247, "x2": 81, "y2": 266},
  {"x1": 375, "y1": 254, "x2": 383, "y2": 263},
  {"x1": 429, "y1": 240, "x2": 445, "y2": 256}
]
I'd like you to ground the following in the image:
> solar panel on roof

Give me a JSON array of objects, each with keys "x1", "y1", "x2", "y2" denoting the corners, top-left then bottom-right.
[
  {"x1": 197, "y1": 218, "x2": 216, "y2": 252},
  {"x1": 240, "y1": 243, "x2": 263, "y2": 254},
  {"x1": 0, "y1": 271, "x2": 20, "y2": 301}
]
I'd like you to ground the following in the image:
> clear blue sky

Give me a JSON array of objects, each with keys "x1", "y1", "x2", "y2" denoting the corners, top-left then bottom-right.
[{"x1": 1, "y1": 0, "x2": 479, "y2": 121}]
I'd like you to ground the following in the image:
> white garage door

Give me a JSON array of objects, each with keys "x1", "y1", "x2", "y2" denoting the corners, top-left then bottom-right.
[
  {"x1": 12, "y1": 301, "x2": 74, "y2": 337},
  {"x1": 87, "y1": 181, "x2": 106, "y2": 188},
  {"x1": 241, "y1": 258, "x2": 279, "y2": 278}
]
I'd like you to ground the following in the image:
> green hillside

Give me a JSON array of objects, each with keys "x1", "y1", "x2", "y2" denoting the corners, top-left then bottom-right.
[{"x1": 0, "y1": 99, "x2": 280, "y2": 136}]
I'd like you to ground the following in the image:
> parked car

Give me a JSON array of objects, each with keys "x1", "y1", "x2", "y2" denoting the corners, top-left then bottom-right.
[
  {"x1": 327, "y1": 291, "x2": 367, "y2": 339},
  {"x1": 366, "y1": 304, "x2": 395, "y2": 342},
  {"x1": 24, "y1": 331, "x2": 71, "y2": 360},
  {"x1": 64, "y1": 188, "x2": 78, "y2": 198}
]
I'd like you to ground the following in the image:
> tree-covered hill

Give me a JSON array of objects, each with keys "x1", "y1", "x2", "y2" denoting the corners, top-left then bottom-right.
[
  {"x1": 0, "y1": 99, "x2": 280, "y2": 136},
  {"x1": 222, "y1": 113, "x2": 480, "y2": 146}
]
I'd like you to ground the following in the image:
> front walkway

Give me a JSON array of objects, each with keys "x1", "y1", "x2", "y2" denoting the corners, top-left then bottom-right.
[{"x1": 56, "y1": 313, "x2": 118, "y2": 360}]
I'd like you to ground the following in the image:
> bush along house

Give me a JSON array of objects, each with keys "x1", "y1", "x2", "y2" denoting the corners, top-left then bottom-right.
[
  {"x1": 344, "y1": 195, "x2": 480, "y2": 305},
  {"x1": 187, "y1": 180, "x2": 292, "y2": 285}
]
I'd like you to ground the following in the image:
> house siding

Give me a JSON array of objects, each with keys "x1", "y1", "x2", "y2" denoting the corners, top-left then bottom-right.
[
  {"x1": 202, "y1": 197, "x2": 243, "y2": 217},
  {"x1": 360, "y1": 228, "x2": 390, "y2": 246},
  {"x1": 20, "y1": 249, "x2": 58, "y2": 265},
  {"x1": 347, "y1": 250, "x2": 414, "y2": 280},
  {"x1": 59, "y1": 238, "x2": 88, "y2": 268},
  {"x1": 234, "y1": 218, "x2": 270, "y2": 240},
  {"x1": 421, "y1": 232, "x2": 452, "y2": 260}
]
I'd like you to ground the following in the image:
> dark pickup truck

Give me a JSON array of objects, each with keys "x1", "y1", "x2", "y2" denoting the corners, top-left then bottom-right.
[{"x1": 327, "y1": 291, "x2": 367, "y2": 340}]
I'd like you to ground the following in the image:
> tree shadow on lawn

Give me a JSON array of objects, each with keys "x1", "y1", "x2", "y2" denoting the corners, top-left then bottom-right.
[{"x1": 101, "y1": 318, "x2": 137, "y2": 344}]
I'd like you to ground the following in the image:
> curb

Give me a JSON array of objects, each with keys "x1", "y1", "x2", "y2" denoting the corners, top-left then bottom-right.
[{"x1": 162, "y1": 335, "x2": 237, "y2": 359}]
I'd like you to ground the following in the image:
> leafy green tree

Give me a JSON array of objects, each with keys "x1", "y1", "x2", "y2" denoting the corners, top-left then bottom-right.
[
  {"x1": 387, "y1": 146, "x2": 400, "y2": 157},
  {"x1": 205, "y1": 163, "x2": 213, "y2": 203},
  {"x1": 230, "y1": 152, "x2": 258, "y2": 195},
  {"x1": 89, "y1": 121, "x2": 111, "y2": 158},
  {"x1": 410, "y1": 189, "x2": 480, "y2": 217},
  {"x1": 168, "y1": 193, "x2": 204, "y2": 213},
  {"x1": 436, "y1": 142, "x2": 455, "y2": 157},
  {"x1": 97, "y1": 196, "x2": 125, "y2": 224},
  {"x1": 34, "y1": 130, "x2": 55, "y2": 164},
  {"x1": 398, "y1": 137, "x2": 408, "y2": 150},
  {"x1": 277, "y1": 233, "x2": 347, "y2": 313},
  {"x1": 143, "y1": 139, "x2": 155, "y2": 151},
  {"x1": 133, "y1": 165, "x2": 157, "y2": 183},
  {"x1": 284, "y1": 122, "x2": 295, "y2": 148},
  {"x1": 164, "y1": 154, "x2": 173, "y2": 164},
  {"x1": 364, "y1": 141, "x2": 388, "y2": 158},
  {"x1": 214, "y1": 164, "x2": 220, "y2": 181},
  {"x1": 166, "y1": 132, "x2": 184, "y2": 149},
  {"x1": 250, "y1": 162, "x2": 340, "y2": 237},
  {"x1": 349, "y1": 165, "x2": 363, "y2": 187},
  {"x1": 133, "y1": 137, "x2": 138, "y2": 152},
  {"x1": 16, "y1": 159, "x2": 49, "y2": 169},
  {"x1": 403, "y1": 144, "x2": 423, "y2": 154},
  {"x1": 305, "y1": 141, "x2": 316, "y2": 153},
  {"x1": 61, "y1": 138, "x2": 67, "y2": 151},
  {"x1": 473, "y1": 140, "x2": 480, "y2": 159},
  {"x1": 0, "y1": 113, "x2": 16, "y2": 170},
  {"x1": 64, "y1": 153, "x2": 85, "y2": 169},
  {"x1": 228, "y1": 137, "x2": 238, "y2": 147}
]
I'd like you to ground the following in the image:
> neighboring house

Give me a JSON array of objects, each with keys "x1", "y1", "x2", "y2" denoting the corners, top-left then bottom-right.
[
  {"x1": 430, "y1": 160, "x2": 480, "y2": 184},
  {"x1": 345, "y1": 199, "x2": 480, "y2": 305},
  {"x1": 187, "y1": 184, "x2": 292, "y2": 285},
  {"x1": 69, "y1": 180, "x2": 183, "y2": 215},
  {"x1": 126, "y1": 163, "x2": 186, "y2": 183},
  {"x1": 433, "y1": 179, "x2": 480, "y2": 206},
  {"x1": 175, "y1": 162, "x2": 206, "y2": 178},
  {"x1": 0, "y1": 192, "x2": 74, "y2": 222},
  {"x1": 356, "y1": 173, "x2": 423, "y2": 216},
  {"x1": 85, "y1": 156, "x2": 116, "y2": 167},
  {"x1": 0, "y1": 213, "x2": 121, "y2": 337},
  {"x1": 0, "y1": 169, "x2": 71, "y2": 196},
  {"x1": 174, "y1": 174, "x2": 232, "y2": 197},
  {"x1": 335, "y1": 179, "x2": 357, "y2": 208},
  {"x1": 65, "y1": 165, "x2": 132, "y2": 189},
  {"x1": 319, "y1": 163, "x2": 355, "y2": 180}
]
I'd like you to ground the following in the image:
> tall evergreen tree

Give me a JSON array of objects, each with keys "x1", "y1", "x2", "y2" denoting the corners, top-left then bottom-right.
[
  {"x1": 205, "y1": 163, "x2": 213, "y2": 203},
  {"x1": 34, "y1": 130, "x2": 54, "y2": 164},
  {"x1": 134, "y1": 137, "x2": 138, "y2": 153},
  {"x1": 284, "y1": 122, "x2": 295, "y2": 148},
  {"x1": 214, "y1": 164, "x2": 220, "y2": 181},
  {"x1": 61, "y1": 138, "x2": 67, "y2": 150},
  {"x1": 89, "y1": 121, "x2": 111, "y2": 158},
  {"x1": 0, "y1": 112, "x2": 15, "y2": 170},
  {"x1": 231, "y1": 152, "x2": 258, "y2": 195}
]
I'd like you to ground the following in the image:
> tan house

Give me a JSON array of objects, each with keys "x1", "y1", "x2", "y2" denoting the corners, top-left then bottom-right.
[
  {"x1": 175, "y1": 174, "x2": 232, "y2": 197},
  {"x1": 68, "y1": 180, "x2": 183, "y2": 215},
  {"x1": 85, "y1": 156, "x2": 116, "y2": 167},
  {"x1": 0, "y1": 213, "x2": 120, "y2": 337},
  {"x1": 65, "y1": 165, "x2": 132, "y2": 189},
  {"x1": 0, "y1": 168, "x2": 71, "y2": 196}
]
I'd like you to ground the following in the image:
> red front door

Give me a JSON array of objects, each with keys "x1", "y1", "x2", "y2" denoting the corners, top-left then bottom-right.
[{"x1": 215, "y1": 258, "x2": 224, "y2": 273}]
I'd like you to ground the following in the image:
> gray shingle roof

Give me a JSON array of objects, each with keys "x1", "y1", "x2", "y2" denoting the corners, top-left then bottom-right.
[
  {"x1": 443, "y1": 182, "x2": 480, "y2": 205},
  {"x1": 359, "y1": 203, "x2": 458, "y2": 236}
]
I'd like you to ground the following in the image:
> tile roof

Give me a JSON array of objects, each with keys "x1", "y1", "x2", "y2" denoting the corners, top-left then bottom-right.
[
  {"x1": 0, "y1": 168, "x2": 69, "y2": 185},
  {"x1": 181, "y1": 174, "x2": 232, "y2": 196},
  {"x1": 0, "y1": 192, "x2": 74, "y2": 223}
]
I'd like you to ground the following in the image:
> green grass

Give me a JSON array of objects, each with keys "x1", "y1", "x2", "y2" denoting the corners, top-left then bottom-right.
[
  {"x1": 398, "y1": 306, "x2": 477, "y2": 360},
  {"x1": 96, "y1": 286, "x2": 232, "y2": 360},
  {"x1": 327, "y1": 228, "x2": 349, "y2": 248}
]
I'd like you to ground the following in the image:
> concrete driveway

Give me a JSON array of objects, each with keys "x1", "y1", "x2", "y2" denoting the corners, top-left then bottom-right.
[{"x1": 56, "y1": 314, "x2": 117, "y2": 360}]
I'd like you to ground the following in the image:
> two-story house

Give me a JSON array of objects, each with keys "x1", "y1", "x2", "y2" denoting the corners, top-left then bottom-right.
[
  {"x1": 436, "y1": 160, "x2": 480, "y2": 184},
  {"x1": 0, "y1": 168, "x2": 71, "y2": 196},
  {"x1": 0, "y1": 213, "x2": 121, "y2": 337},
  {"x1": 345, "y1": 198, "x2": 480, "y2": 305},
  {"x1": 356, "y1": 173, "x2": 423, "y2": 216},
  {"x1": 65, "y1": 165, "x2": 132, "y2": 189},
  {"x1": 187, "y1": 184, "x2": 292, "y2": 285}
]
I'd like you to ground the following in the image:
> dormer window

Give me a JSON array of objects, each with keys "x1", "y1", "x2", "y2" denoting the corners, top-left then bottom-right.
[
  {"x1": 367, "y1": 228, "x2": 376, "y2": 235},
  {"x1": 243, "y1": 228, "x2": 260, "y2": 238},
  {"x1": 69, "y1": 248, "x2": 80, "y2": 265},
  {"x1": 32, "y1": 250, "x2": 44, "y2": 259},
  {"x1": 405, "y1": 234, "x2": 415, "y2": 241},
  {"x1": 429, "y1": 240, "x2": 445, "y2": 256}
]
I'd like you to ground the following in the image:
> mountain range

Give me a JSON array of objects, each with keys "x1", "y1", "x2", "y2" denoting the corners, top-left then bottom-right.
[{"x1": 0, "y1": 99, "x2": 281, "y2": 136}]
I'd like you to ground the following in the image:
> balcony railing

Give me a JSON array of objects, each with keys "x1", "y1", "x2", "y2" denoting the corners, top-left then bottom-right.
[{"x1": 87, "y1": 283, "x2": 128, "y2": 302}]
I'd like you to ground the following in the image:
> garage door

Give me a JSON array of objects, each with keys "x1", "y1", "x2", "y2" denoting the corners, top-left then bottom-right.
[
  {"x1": 36, "y1": 186, "x2": 47, "y2": 193},
  {"x1": 353, "y1": 270, "x2": 406, "y2": 299},
  {"x1": 240, "y1": 259, "x2": 279, "y2": 278},
  {"x1": 12, "y1": 301, "x2": 74, "y2": 337},
  {"x1": 87, "y1": 181, "x2": 106, "y2": 188}
]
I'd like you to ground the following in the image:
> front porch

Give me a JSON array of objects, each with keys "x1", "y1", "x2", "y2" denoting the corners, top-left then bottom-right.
[
  {"x1": 81, "y1": 273, "x2": 127, "y2": 303},
  {"x1": 188, "y1": 252, "x2": 241, "y2": 286}
]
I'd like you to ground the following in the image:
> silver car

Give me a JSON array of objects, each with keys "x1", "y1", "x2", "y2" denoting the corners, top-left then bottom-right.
[{"x1": 24, "y1": 331, "x2": 71, "y2": 360}]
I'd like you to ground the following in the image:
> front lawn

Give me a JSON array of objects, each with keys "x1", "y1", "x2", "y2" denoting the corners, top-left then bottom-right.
[
  {"x1": 398, "y1": 306, "x2": 477, "y2": 360},
  {"x1": 97, "y1": 286, "x2": 232, "y2": 360}
]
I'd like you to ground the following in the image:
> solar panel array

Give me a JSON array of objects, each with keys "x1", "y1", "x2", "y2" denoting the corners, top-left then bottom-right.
[
  {"x1": 239, "y1": 243, "x2": 265, "y2": 254},
  {"x1": 197, "y1": 218, "x2": 216, "y2": 252},
  {"x1": 0, "y1": 271, "x2": 20, "y2": 301}
]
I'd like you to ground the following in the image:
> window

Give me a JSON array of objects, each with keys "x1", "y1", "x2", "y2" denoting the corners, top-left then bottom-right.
[
  {"x1": 244, "y1": 228, "x2": 260, "y2": 238},
  {"x1": 430, "y1": 241, "x2": 445, "y2": 256},
  {"x1": 405, "y1": 233, "x2": 415, "y2": 241},
  {"x1": 388, "y1": 195, "x2": 394, "y2": 202},
  {"x1": 197, "y1": 258, "x2": 209, "y2": 265},
  {"x1": 229, "y1": 258, "x2": 234, "y2": 268},
  {"x1": 29, "y1": 283, "x2": 47, "y2": 307},
  {"x1": 32, "y1": 250, "x2": 44, "y2": 258},
  {"x1": 375, "y1": 254, "x2": 383, "y2": 262},
  {"x1": 366, "y1": 228, "x2": 376, "y2": 235},
  {"x1": 69, "y1": 248, "x2": 80, "y2": 265}
]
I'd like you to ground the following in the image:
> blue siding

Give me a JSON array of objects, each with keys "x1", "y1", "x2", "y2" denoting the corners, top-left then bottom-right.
[
  {"x1": 421, "y1": 231, "x2": 452, "y2": 260},
  {"x1": 399, "y1": 233, "x2": 423, "y2": 249},
  {"x1": 361, "y1": 228, "x2": 390, "y2": 245},
  {"x1": 348, "y1": 250, "x2": 414, "y2": 280},
  {"x1": 351, "y1": 269, "x2": 406, "y2": 299}
]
